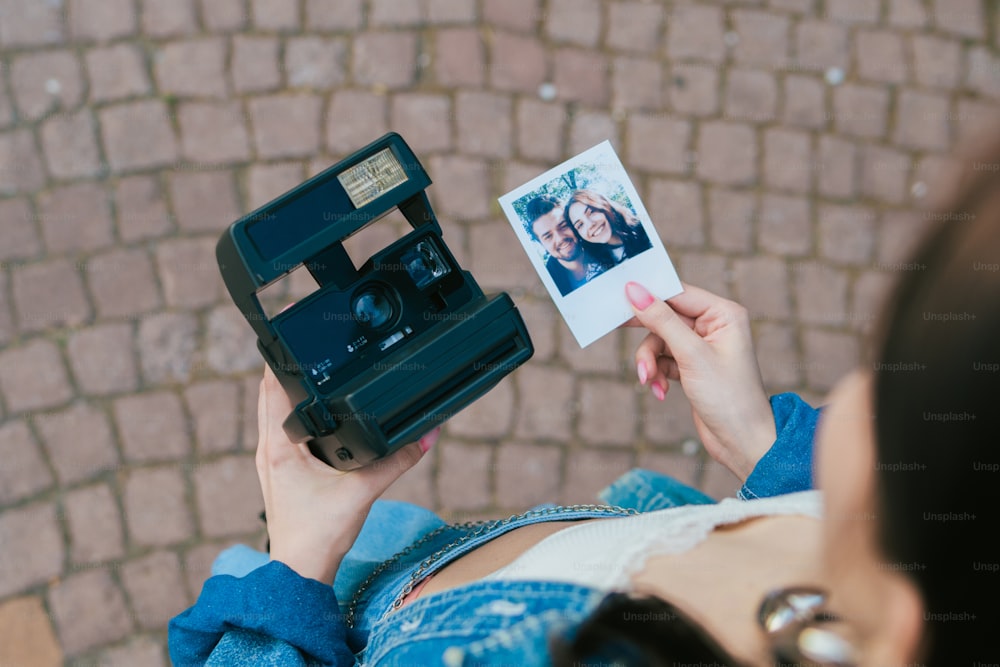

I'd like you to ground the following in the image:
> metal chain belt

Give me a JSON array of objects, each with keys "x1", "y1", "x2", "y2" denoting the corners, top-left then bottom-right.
[{"x1": 344, "y1": 503, "x2": 639, "y2": 628}]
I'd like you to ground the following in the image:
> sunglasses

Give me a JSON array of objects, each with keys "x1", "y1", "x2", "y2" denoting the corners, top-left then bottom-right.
[{"x1": 758, "y1": 586, "x2": 859, "y2": 667}]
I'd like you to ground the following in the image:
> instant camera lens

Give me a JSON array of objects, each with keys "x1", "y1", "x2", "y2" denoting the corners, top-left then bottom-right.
[
  {"x1": 351, "y1": 284, "x2": 396, "y2": 329},
  {"x1": 403, "y1": 240, "x2": 450, "y2": 289}
]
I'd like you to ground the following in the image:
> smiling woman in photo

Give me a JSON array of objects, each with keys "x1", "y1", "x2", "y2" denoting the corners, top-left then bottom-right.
[{"x1": 564, "y1": 189, "x2": 653, "y2": 265}]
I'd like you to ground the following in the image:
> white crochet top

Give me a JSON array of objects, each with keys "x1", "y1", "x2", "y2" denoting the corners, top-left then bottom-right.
[{"x1": 482, "y1": 491, "x2": 822, "y2": 591}]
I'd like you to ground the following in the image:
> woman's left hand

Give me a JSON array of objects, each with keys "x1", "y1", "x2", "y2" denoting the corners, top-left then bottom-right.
[{"x1": 255, "y1": 366, "x2": 439, "y2": 585}]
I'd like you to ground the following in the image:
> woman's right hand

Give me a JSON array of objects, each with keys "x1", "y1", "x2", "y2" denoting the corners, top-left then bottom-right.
[{"x1": 623, "y1": 281, "x2": 776, "y2": 481}]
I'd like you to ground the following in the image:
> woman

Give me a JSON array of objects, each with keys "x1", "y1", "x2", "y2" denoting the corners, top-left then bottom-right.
[
  {"x1": 170, "y1": 144, "x2": 999, "y2": 665},
  {"x1": 564, "y1": 189, "x2": 653, "y2": 264}
]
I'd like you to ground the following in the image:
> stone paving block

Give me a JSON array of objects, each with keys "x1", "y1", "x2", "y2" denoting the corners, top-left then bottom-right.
[
  {"x1": 731, "y1": 10, "x2": 790, "y2": 68},
  {"x1": 966, "y1": 47, "x2": 1000, "y2": 101},
  {"x1": 391, "y1": 93, "x2": 453, "y2": 153},
  {"x1": 0, "y1": 81, "x2": 12, "y2": 129},
  {"x1": 754, "y1": 321, "x2": 801, "y2": 390},
  {"x1": 851, "y1": 270, "x2": 895, "y2": 332},
  {"x1": 246, "y1": 162, "x2": 304, "y2": 209},
  {"x1": 194, "y1": 454, "x2": 264, "y2": 537},
  {"x1": 40, "y1": 109, "x2": 103, "y2": 180},
  {"x1": 516, "y1": 99, "x2": 565, "y2": 162},
  {"x1": 860, "y1": 144, "x2": 912, "y2": 205},
  {"x1": 0, "y1": 596, "x2": 63, "y2": 667},
  {"x1": 707, "y1": 188, "x2": 755, "y2": 253},
  {"x1": 370, "y1": 0, "x2": 423, "y2": 26},
  {"x1": 182, "y1": 541, "x2": 230, "y2": 600},
  {"x1": 606, "y1": 2, "x2": 664, "y2": 54},
  {"x1": 794, "y1": 20, "x2": 849, "y2": 71},
  {"x1": 141, "y1": 0, "x2": 198, "y2": 37},
  {"x1": 10, "y1": 51, "x2": 84, "y2": 121},
  {"x1": 447, "y1": 378, "x2": 514, "y2": 439},
  {"x1": 782, "y1": 75, "x2": 826, "y2": 129},
  {"x1": 483, "y1": 0, "x2": 541, "y2": 32},
  {"x1": 86, "y1": 248, "x2": 162, "y2": 320},
  {"x1": 878, "y1": 210, "x2": 933, "y2": 266},
  {"x1": 468, "y1": 220, "x2": 538, "y2": 291},
  {"x1": 932, "y1": 0, "x2": 984, "y2": 39},
  {"x1": 637, "y1": 449, "x2": 702, "y2": 488},
  {"x1": 627, "y1": 114, "x2": 690, "y2": 175},
  {"x1": 696, "y1": 122, "x2": 757, "y2": 186},
  {"x1": 494, "y1": 442, "x2": 562, "y2": 509},
  {"x1": 0, "y1": 0, "x2": 64, "y2": 47},
  {"x1": 123, "y1": 465, "x2": 193, "y2": 546},
  {"x1": 156, "y1": 237, "x2": 225, "y2": 309},
  {"x1": 894, "y1": 89, "x2": 950, "y2": 152},
  {"x1": 427, "y1": 0, "x2": 477, "y2": 23},
  {"x1": 240, "y1": 375, "x2": 260, "y2": 449},
  {"x1": 115, "y1": 391, "x2": 191, "y2": 462},
  {"x1": 552, "y1": 48, "x2": 610, "y2": 107},
  {"x1": 490, "y1": 31, "x2": 547, "y2": 93},
  {"x1": 169, "y1": 170, "x2": 240, "y2": 233},
  {"x1": 326, "y1": 90, "x2": 389, "y2": 155},
  {"x1": 352, "y1": 31, "x2": 418, "y2": 89},
  {"x1": 826, "y1": 0, "x2": 880, "y2": 24},
  {"x1": 954, "y1": 98, "x2": 1000, "y2": 152},
  {"x1": 831, "y1": 84, "x2": 889, "y2": 140},
  {"x1": 67, "y1": 323, "x2": 139, "y2": 396},
  {"x1": 802, "y1": 328, "x2": 859, "y2": 392},
  {"x1": 888, "y1": 0, "x2": 927, "y2": 27},
  {"x1": 427, "y1": 156, "x2": 492, "y2": 220},
  {"x1": 185, "y1": 380, "x2": 241, "y2": 454},
  {"x1": 0, "y1": 502, "x2": 64, "y2": 597},
  {"x1": 612, "y1": 57, "x2": 663, "y2": 111},
  {"x1": 668, "y1": 64, "x2": 719, "y2": 117},
  {"x1": 248, "y1": 94, "x2": 323, "y2": 159},
  {"x1": 763, "y1": 127, "x2": 812, "y2": 193},
  {"x1": 65, "y1": 483, "x2": 125, "y2": 564},
  {"x1": 69, "y1": 0, "x2": 136, "y2": 41},
  {"x1": 818, "y1": 204, "x2": 876, "y2": 265},
  {"x1": 178, "y1": 102, "x2": 252, "y2": 165},
  {"x1": 201, "y1": 0, "x2": 249, "y2": 31},
  {"x1": 817, "y1": 135, "x2": 857, "y2": 199},
  {"x1": 231, "y1": 36, "x2": 281, "y2": 93},
  {"x1": 100, "y1": 636, "x2": 166, "y2": 667},
  {"x1": 251, "y1": 0, "x2": 300, "y2": 31},
  {"x1": 205, "y1": 305, "x2": 262, "y2": 374},
  {"x1": 437, "y1": 439, "x2": 493, "y2": 511},
  {"x1": 48, "y1": 569, "x2": 132, "y2": 656},
  {"x1": 36, "y1": 402, "x2": 120, "y2": 484},
  {"x1": 677, "y1": 253, "x2": 729, "y2": 298},
  {"x1": 154, "y1": 38, "x2": 228, "y2": 98},
  {"x1": 567, "y1": 110, "x2": 617, "y2": 156},
  {"x1": 912, "y1": 154, "x2": 965, "y2": 213},
  {"x1": 138, "y1": 312, "x2": 199, "y2": 384},
  {"x1": 0, "y1": 420, "x2": 52, "y2": 504},
  {"x1": 910, "y1": 36, "x2": 961, "y2": 90},
  {"x1": 433, "y1": 28, "x2": 484, "y2": 88},
  {"x1": 561, "y1": 448, "x2": 634, "y2": 505},
  {"x1": 514, "y1": 364, "x2": 575, "y2": 441},
  {"x1": 512, "y1": 297, "x2": 558, "y2": 362},
  {"x1": 647, "y1": 178, "x2": 705, "y2": 248},
  {"x1": 562, "y1": 327, "x2": 622, "y2": 375},
  {"x1": 855, "y1": 30, "x2": 907, "y2": 85},
  {"x1": 577, "y1": 378, "x2": 638, "y2": 447},
  {"x1": 0, "y1": 197, "x2": 40, "y2": 261},
  {"x1": 769, "y1": 0, "x2": 817, "y2": 15},
  {"x1": 11, "y1": 259, "x2": 90, "y2": 334},
  {"x1": 286, "y1": 37, "x2": 348, "y2": 89},
  {"x1": 545, "y1": 0, "x2": 601, "y2": 48},
  {"x1": 122, "y1": 551, "x2": 190, "y2": 629},
  {"x1": 792, "y1": 261, "x2": 848, "y2": 326},
  {"x1": 37, "y1": 182, "x2": 113, "y2": 253},
  {"x1": 725, "y1": 68, "x2": 777, "y2": 123},
  {"x1": 0, "y1": 273, "x2": 11, "y2": 347},
  {"x1": 116, "y1": 176, "x2": 174, "y2": 242},
  {"x1": 666, "y1": 4, "x2": 725, "y2": 63},
  {"x1": 732, "y1": 256, "x2": 791, "y2": 321},
  {"x1": 0, "y1": 129, "x2": 47, "y2": 194},
  {"x1": 99, "y1": 100, "x2": 178, "y2": 171},
  {"x1": 700, "y1": 459, "x2": 743, "y2": 500},
  {"x1": 758, "y1": 193, "x2": 812, "y2": 256},
  {"x1": 305, "y1": 0, "x2": 363, "y2": 31}
]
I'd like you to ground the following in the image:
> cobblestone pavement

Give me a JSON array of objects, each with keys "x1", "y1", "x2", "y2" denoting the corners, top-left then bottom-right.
[{"x1": 1, "y1": 0, "x2": 999, "y2": 663}]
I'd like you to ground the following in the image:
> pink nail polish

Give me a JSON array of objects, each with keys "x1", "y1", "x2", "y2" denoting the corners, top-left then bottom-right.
[
  {"x1": 637, "y1": 361, "x2": 648, "y2": 385},
  {"x1": 419, "y1": 428, "x2": 440, "y2": 453},
  {"x1": 625, "y1": 282, "x2": 655, "y2": 310},
  {"x1": 652, "y1": 383, "x2": 666, "y2": 401}
]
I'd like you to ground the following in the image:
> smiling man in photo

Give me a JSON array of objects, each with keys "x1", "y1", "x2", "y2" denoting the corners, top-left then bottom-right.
[{"x1": 525, "y1": 194, "x2": 613, "y2": 296}]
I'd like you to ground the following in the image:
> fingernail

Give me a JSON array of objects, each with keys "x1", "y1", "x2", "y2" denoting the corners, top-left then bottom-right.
[
  {"x1": 418, "y1": 428, "x2": 441, "y2": 454},
  {"x1": 652, "y1": 383, "x2": 666, "y2": 402},
  {"x1": 637, "y1": 361, "x2": 648, "y2": 385},
  {"x1": 625, "y1": 282, "x2": 655, "y2": 310}
]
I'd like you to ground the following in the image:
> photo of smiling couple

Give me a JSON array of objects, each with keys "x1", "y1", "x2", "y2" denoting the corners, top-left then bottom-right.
[{"x1": 522, "y1": 185, "x2": 653, "y2": 296}]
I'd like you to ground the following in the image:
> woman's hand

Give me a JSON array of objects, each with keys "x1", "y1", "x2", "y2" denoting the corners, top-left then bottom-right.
[
  {"x1": 255, "y1": 366, "x2": 438, "y2": 584},
  {"x1": 624, "y1": 281, "x2": 776, "y2": 481}
]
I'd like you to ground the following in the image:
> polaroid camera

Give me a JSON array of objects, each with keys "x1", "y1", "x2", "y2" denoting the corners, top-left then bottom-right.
[{"x1": 217, "y1": 133, "x2": 534, "y2": 469}]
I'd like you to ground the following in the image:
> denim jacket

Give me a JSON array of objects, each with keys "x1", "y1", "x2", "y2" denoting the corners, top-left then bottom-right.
[{"x1": 169, "y1": 393, "x2": 820, "y2": 666}]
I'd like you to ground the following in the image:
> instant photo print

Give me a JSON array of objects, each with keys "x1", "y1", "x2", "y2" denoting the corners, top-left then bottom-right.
[
  {"x1": 499, "y1": 141, "x2": 683, "y2": 347},
  {"x1": 217, "y1": 133, "x2": 533, "y2": 470}
]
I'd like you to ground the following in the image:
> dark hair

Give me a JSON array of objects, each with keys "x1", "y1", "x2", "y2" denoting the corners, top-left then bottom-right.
[
  {"x1": 524, "y1": 194, "x2": 562, "y2": 241},
  {"x1": 870, "y1": 136, "x2": 1000, "y2": 664},
  {"x1": 564, "y1": 189, "x2": 652, "y2": 259}
]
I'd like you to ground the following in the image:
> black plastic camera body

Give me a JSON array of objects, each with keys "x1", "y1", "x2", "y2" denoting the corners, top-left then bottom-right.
[{"x1": 217, "y1": 133, "x2": 533, "y2": 469}]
